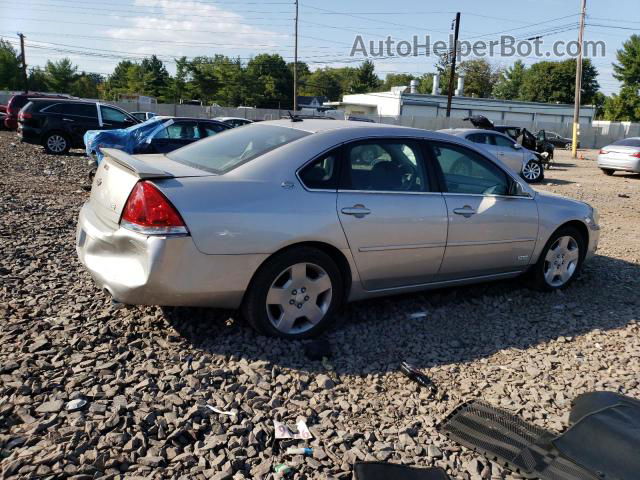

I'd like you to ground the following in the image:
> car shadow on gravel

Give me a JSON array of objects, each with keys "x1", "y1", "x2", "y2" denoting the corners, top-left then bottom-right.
[
  {"x1": 162, "y1": 254, "x2": 639, "y2": 376},
  {"x1": 540, "y1": 178, "x2": 575, "y2": 186}
]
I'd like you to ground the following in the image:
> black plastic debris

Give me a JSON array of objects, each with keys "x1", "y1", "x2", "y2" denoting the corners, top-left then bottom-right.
[
  {"x1": 400, "y1": 362, "x2": 437, "y2": 395},
  {"x1": 439, "y1": 399, "x2": 598, "y2": 479},
  {"x1": 353, "y1": 462, "x2": 450, "y2": 480}
]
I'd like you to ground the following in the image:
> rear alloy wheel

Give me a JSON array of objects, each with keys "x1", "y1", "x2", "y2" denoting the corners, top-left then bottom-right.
[
  {"x1": 530, "y1": 226, "x2": 585, "y2": 291},
  {"x1": 564, "y1": 142, "x2": 573, "y2": 151},
  {"x1": 44, "y1": 133, "x2": 70, "y2": 154},
  {"x1": 242, "y1": 247, "x2": 343, "y2": 338},
  {"x1": 522, "y1": 160, "x2": 544, "y2": 183},
  {"x1": 601, "y1": 168, "x2": 615, "y2": 176}
]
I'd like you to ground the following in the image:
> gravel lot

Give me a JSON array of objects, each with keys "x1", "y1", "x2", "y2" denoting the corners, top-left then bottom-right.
[{"x1": 1, "y1": 131, "x2": 639, "y2": 480}]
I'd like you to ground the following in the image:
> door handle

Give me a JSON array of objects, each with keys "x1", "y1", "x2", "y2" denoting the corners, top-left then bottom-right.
[
  {"x1": 341, "y1": 205, "x2": 371, "y2": 218},
  {"x1": 62, "y1": 118, "x2": 74, "y2": 122},
  {"x1": 453, "y1": 206, "x2": 476, "y2": 218},
  {"x1": 497, "y1": 151, "x2": 505, "y2": 156}
]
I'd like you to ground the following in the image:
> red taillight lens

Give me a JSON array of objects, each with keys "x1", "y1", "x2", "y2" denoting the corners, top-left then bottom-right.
[
  {"x1": 632, "y1": 152, "x2": 640, "y2": 159},
  {"x1": 599, "y1": 149, "x2": 608, "y2": 155},
  {"x1": 120, "y1": 181, "x2": 188, "y2": 235}
]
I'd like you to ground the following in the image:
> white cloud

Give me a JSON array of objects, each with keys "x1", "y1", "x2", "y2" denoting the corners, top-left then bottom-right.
[{"x1": 105, "y1": 0, "x2": 288, "y2": 60}]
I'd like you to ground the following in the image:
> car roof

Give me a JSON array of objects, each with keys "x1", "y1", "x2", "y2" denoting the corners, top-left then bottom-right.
[
  {"x1": 29, "y1": 98, "x2": 98, "y2": 105},
  {"x1": 259, "y1": 118, "x2": 416, "y2": 134},
  {"x1": 215, "y1": 117, "x2": 251, "y2": 121},
  {"x1": 439, "y1": 128, "x2": 505, "y2": 137}
]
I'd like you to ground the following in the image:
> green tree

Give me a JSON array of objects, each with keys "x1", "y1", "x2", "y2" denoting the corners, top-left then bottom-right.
[
  {"x1": 0, "y1": 40, "x2": 21, "y2": 90},
  {"x1": 415, "y1": 73, "x2": 434, "y2": 94},
  {"x1": 519, "y1": 58, "x2": 599, "y2": 105},
  {"x1": 27, "y1": 67, "x2": 47, "y2": 91},
  {"x1": 71, "y1": 73, "x2": 100, "y2": 98},
  {"x1": 332, "y1": 66, "x2": 360, "y2": 94},
  {"x1": 187, "y1": 56, "x2": 221, "y2": 103},
  {"x1": 458, "y1": 58, "x2": 499, "y2": 98},
  {"x1": 351, "y1": 59, "x2": 382, "y2": 93},
  {"x1": 381, "y1": 73, "x2": 416, "y2": 91},
  {"x1": 613, "y1": 35, "x2": 640, "y2": 87},
  {"x1": 245, "y1": 54, "x2": 292, "y2": 108},
  {"x1": 140, "y1": 55, "x2": 170, "y2": 99},
  {"x1": 44, "y1": 58, "x2": 78, "y2": 93},
  {"x1": 301, "y1": 68, "x2": 342, "y2": 100},
  {"x1": 493, "y1": 60, "x2": 526, "y2": 100},
  {"x1": 604, "y1": 86, "x2": 640, "y2": 121}
]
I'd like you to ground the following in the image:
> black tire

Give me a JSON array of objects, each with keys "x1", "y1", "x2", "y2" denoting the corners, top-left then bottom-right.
[
  {"x1": 522, "y1": 160, "x2": 544, "y2": 183},
  {"x1": 601, "y1": 168, "x2": 615, "y2": 176},
  {"x1": 43, "y1": 131, "x2": 70, "y2": 155},
  {"x1": 241, "y1": 247, "x2": 344, "y2": 339},
  {"x1": 529, "y1": 226, "x2": 586, "y2": 291}
]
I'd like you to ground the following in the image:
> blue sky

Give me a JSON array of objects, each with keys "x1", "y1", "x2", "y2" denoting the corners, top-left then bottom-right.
[{"x1": 0, "y1": 0, "x2": 637, "y2": 95}]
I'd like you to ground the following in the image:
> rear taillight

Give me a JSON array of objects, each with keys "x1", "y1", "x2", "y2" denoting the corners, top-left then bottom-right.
[
  {"x1": 632, "y1": 152, "x2": 640, "y2": 159},
  {"x1": 120, "y1": 181, "x2": 188, "y2": 235},
  {"x1": 18, "y1": 111, "x2": 32, "y2": 121},
  {"x1": 599, "y1": 149, "x2": 608, "y2": 155}
]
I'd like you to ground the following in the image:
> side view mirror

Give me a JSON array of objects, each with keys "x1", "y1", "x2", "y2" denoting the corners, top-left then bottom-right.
[
  {"x1": 512, "y1": 143, "x2": 522, "y2": 150},
  {"x1": 509, "y1": 181, "x2": 528, "y2": 197}
]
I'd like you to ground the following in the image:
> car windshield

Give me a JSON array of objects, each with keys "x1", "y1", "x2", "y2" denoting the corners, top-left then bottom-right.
[
  {"x1": 167, "y1": 124, "x2": 310, "y2": 174},
  {"x1": 611, "y1": 138, "x2": 640, "y2": 147}
]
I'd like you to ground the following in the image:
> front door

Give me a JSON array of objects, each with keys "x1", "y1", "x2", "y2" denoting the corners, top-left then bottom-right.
[
  {"x1": 150, "y1": 121, "x2": 201, "y2": 153},
  {"x1": 427, "y1": 141, "x2": 538, "y2": 279},
  {"x1": 99, "y1": 105, "x2": 136, "y2": 130},
  {"x1": 336, "y1": 139, "x2": 448, "y2": 290}
]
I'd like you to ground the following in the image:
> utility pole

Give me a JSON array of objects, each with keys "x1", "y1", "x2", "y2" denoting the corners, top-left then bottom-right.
[
  {"x1": 18, "y1": 33, "x2": 28, "y2": 92},
  {"x1": 293, "y1": 0, "x2": 299, "y2": 111},
  {"x1": 445, "y1": 12, "x2": 460, "y2": 118},
  {"x1": 571, "y1": 0, "x2": 587, "y2": 158}
]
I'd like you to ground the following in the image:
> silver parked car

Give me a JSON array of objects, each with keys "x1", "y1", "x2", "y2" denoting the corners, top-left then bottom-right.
[
  {"x1": 439, "y1": 128, "x2": 544, "y2": 183},
  {"x1": 597, "y1": 137, "x2": 640, "y2": 175},
  {"x1": 76, "y1": 120, "x2": 600, "y2": 338}
]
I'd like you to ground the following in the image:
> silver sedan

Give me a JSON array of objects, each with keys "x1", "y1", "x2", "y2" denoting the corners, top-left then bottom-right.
[
  {"x1": 76, "y1": 120, "x2": 600, "y2": 338},
  {"x1": 597, "y1": 137, "x2": 640, "y2": 175}
]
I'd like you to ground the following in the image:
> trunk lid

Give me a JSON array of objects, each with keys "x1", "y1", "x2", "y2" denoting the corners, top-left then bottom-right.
[
  {"x1": 602, "y1": 145, "x2": 640, "y2": 159},
  {"x1": 89, "y1": 148, "x2": 213, "y2": 227}
]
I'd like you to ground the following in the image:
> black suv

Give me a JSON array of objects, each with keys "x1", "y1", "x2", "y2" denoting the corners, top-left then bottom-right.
[{"x1": 18, "y1": 99, "x2": 139, "y2": 154}]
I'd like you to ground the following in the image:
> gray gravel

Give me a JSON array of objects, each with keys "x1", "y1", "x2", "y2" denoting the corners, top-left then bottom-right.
[{"x1": 1, "y1": 134, "x2": 639, "y2": 479}]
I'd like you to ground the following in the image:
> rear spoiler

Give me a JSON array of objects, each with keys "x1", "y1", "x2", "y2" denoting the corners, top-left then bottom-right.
[{"x1": 101, "y1": 148, "x2": 173, "y2": 179}]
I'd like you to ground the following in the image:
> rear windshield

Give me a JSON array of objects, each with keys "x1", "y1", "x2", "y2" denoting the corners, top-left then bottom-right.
[
  {"x1": 167, "y1": 124, "x2": 310, "y2": 174},
  {"x1": 611, "y1": 138, "x2": 640, "y2": 147}
]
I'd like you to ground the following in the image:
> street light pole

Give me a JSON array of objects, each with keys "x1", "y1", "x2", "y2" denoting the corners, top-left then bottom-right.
[
  {"x1": 18, "y1": 33, "x2": 28, "y2": 92},
  {"x1": 445, "y1": 12, "x2": 460, "y2": 118},
  {"x1": 571, "y1": 0, "x2": 587, "y2": 158},
  {"x1": 293, "y1": 0, "x2": 299, "y2": 112}
]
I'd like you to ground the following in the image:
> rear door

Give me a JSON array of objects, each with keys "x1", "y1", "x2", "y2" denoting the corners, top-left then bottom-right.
[
  {"x1": 488, "y1": 133, "x2": 524, "y2": 173},
  {"x1": 199, "y1": 121, "x2": 229, "y2": 138},
  {"x1": 58, "y1": 103, "x2": 100, "y2": 145},
  {"x1": 336, "y1": 138, "x2": 448, "y2": 290},
  {"x1": 150, "y1": 120, "x2": 201, "y2": 153},
  {"x1": 426, "y1": 140, "x2": 538, "y2": 279}
]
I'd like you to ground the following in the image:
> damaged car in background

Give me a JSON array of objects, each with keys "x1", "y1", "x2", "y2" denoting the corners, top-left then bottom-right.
[
  {"x1": 84, "y1": 116, "x2": 231, "y2": 165},
  {"x1": 76, "y1": 119, "x2": 599, "y2": 339}
]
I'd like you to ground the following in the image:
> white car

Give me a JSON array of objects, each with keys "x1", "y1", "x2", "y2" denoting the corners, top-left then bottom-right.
[
  {"x1": 598, "y1": 137, "x2": 640, "y2": 176},
  {"x1": 439, "y1": 128, "x2": 544, "y2": 183}
]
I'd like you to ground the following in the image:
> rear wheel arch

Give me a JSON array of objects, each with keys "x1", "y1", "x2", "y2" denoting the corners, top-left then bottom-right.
[{"x1": 245, "y1": 241, "x2": 353, "y2": 302}]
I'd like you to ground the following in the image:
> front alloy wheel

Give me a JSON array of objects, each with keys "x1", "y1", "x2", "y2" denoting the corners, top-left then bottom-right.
[
  {"x1": 543, "y1": 236, "x2": 580, "y2": 287},
  {"x1": 522, "y1": 160, "x2": 543, "y2": 183}
]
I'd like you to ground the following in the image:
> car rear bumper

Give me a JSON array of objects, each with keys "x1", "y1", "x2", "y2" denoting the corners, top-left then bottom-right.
[
  {"x1": 597, "y1": 154, "x2": 640, "y2": 172},
  {"x1": 76, "y1": 202, "x2": 267, "y2": 309},
  {"x1": 4, "y1": 116, "x2": 18, "y2": 130},
  {"x1": 19, "y1": 125, "x2": 42, "y2": 145}
]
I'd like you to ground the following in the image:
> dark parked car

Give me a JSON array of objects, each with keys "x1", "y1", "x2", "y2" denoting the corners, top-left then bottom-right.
[
  {"x1": 18, "y1": 99, "x2": 139, "y2": 154},
  {"x1": 85, "y1": 116, "x2": 231, "y2": 164},
  {"x1": 4, "y1": 92, "x2": 71, "y2": 130},
  {"x1": 131, "y1": 111, "x2": 156, "y2": 122},
  {"x1": 214, "y1": 117, "x2": 253, "y2": 128},
  {"x1": 544, "y1": 131, "x2": 579, "y2": 150}
]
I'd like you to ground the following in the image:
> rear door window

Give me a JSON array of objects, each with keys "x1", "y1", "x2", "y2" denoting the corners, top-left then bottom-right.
[
  {"x1": 155, "y1": 121, "x2": 201, "y2": 139},
  {"x1": 200, "y1": 122, "x2": 228, "y2": 137},
  {"x1": 65, "y1": 103, "x2": 98, "y2": 118}
]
